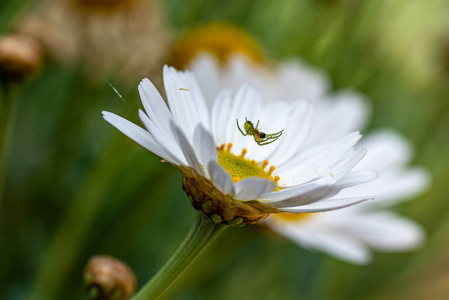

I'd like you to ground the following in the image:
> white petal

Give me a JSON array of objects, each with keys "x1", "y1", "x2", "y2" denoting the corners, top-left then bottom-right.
[
  {"x1": 277, "y1": 58, "x2": 330, "y2": 102},
  {"x1": 356, "y1": 130, "x2": 412, "y2": 170},
  {"x1": 102, "y1": 111, "x2": 177, "y2": 165},
  {"x1": 266, "y1": 216, "x2": 371, "y2": 264},
  {"x1": 303, "y1": 230, "x2": 372, "y2": 264},
  {"x1": 226, "y1": 85, "x2": 264, "y2": 153},
  {"x1": 138, "y1": 78, "x2": 172, "y2": 132},
  {"x1": 163, "y1": 66, "x2": 205, "y2": 140},
  {"x1": 265, "y1": 185, "x2": 341, "y2": 208},
  {"x1": 278, "y1": 132, "x2": 362, "y2": 187},
  {"x1": 263, "y1": 169, "x2": 376, "y2": 209},
  {"x1": 179, "y1": 70, "x2": 211, "y2": 127},
  {"x1": 193, "y1": 124, "x2": 218, "y2": 175},
  {"x1": 169, "y1": 121, "x2": 204, "y2": 175},
  {"x1": 138, "y1": 110, "x2": 186, "y2": 165},
  {"x1": 234, "y1": 178, "x2": 276, "y2": 201},
  {"x1": 345, "y1": 212, "x2": 425, "y2": 251},
  {"x1": 225, "y1": 55, "x2": 330, "y2": 103},
  {"x1": 208, "y1": 161, "x2": 235, "y2": 195},
  {"x1": 336, "y1": 167, "x2": 429, "y2": 206},
  {"x1": 334, "y1": 170, "x2": 378, "y2": 188},
  {"x1": 280, "y1": 197, "x2": 375, "y2": 213},
  {"x1": 315, "y1": 147, "x2": 368, "y2": 185},
  {"x1": 262, "y1": 170, "x2": 375, "y2": 209},
  {"x1": 303, "y1": 90, "x2": 370, "y2": 147},
  {"x1": 263, "y1": 148, "x2": 368, "y2": 203},
  {"x1": 187, "y1": 53, "x2": 221, "y2": 107},
  {"x1": 269, "y1": 101, "x2": 311, "y2": 166}
]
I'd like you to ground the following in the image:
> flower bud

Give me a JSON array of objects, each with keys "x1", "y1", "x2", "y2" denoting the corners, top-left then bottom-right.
[
  {"x1": 84, "y1": 255, "x2": 136, "y2": 300},
  {"x1": 0, "y1": 34, "x2": 42, "y2": 83}
]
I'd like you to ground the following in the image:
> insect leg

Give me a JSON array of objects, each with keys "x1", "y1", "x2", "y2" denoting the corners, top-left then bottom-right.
[
  {"x1": 265, "y1": 130, "x2": 284, "y2": 138},
  {"x1": 236, "y1": 119, "x2": 248, "y2": 136},
  {"x1": 258, "y1": 138, "x2": 280, "y2": 145}
]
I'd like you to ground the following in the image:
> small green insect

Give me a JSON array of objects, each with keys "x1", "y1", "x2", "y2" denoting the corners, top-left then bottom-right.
[{"x1": 236, "y1": 118, "x2": 284, "y2": 146}]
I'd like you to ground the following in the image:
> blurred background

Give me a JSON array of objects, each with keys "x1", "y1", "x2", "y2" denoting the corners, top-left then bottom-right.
[{"x1": 1, "y1": 0, "x2": 449, "y2": 299}]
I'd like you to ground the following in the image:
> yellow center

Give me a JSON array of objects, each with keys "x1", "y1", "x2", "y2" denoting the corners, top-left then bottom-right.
[
  {"x1": 274, "y1": 212, "x2": 311, "y2": 222},
  {"x1": 169, "y1": 22, "x2": 264, "y2": 70},
  {"x1": 216, "y1": 143, "x2": 279, "y2": 186}
]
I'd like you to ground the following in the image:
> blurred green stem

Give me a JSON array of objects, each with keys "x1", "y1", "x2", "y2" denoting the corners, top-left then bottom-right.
[
  {"x1": 132, "y1": 213, "x2": 227, "y2": 300},
  {"x1": 0, "y1": 82, "x2": 17, "y2": 207},
  {"x1": 28, "y1": 133, "x2": 132, "y2": 300}
]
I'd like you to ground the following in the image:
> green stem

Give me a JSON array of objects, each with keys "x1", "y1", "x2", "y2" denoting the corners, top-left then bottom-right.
[
  {"x1": 0, "y1": 83, "x2": 17, "y2": 207},
  {"x1": 132, "y1": 213, "x2": 228, "y2": 300}
]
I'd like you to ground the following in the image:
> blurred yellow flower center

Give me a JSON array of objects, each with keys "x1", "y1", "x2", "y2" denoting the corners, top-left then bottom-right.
[
  {"x1": 274, "y1": 212, "x2": 311, "y2": 221},
  {"x1": 216, "y1": 143, "x2": 280, "y2": 186},
  {"x1": 170, "y1": 22, "x2": 264, "y2": 70}
]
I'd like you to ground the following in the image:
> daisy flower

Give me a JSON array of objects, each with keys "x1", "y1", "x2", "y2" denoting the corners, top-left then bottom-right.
[
  {"x1": 186, "y1": 53, "x2": 429, "y2": 263},
  {"x1": 103, "y1": 66, "x2": 377, "y2": 225}
]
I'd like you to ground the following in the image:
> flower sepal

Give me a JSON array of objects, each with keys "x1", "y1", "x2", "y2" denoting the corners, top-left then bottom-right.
[{"x1": 180, "y1": 166, "x2": 279, "y2": 226}]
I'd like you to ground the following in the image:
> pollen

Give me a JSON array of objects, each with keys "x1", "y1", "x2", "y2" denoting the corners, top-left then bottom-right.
[{"x1": 216, "y1": 144, "x2": 279, "y2": 186}]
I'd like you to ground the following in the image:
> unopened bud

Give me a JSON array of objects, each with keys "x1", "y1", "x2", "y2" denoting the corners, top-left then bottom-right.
[
  {"x1": 84, "y1": 255, "x2": 136, "y2": 300},
  {"x1": 0, "y1": 34, "x2": 42, "y2": 83}
]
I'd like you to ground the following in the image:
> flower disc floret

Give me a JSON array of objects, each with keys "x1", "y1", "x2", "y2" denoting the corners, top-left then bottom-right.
[{"x1": 217, "y1": 143, "x2": 279, "y2": 184}]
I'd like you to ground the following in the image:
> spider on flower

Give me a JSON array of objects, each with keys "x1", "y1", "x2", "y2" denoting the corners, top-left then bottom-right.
[{"x1": 236, "y1": 118, "x2": 284, "y2": 146}]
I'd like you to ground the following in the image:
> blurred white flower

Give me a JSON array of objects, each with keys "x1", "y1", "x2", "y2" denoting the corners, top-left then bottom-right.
[
  {"x1": 188, "y1": 53, "x2": 329, "y2": 105},
  {"x1": 103, "y1": 65, "x2": 377, "y2": 225},
  {"x1": 187, "y1": 54, "x2": 429, "y2": 264}
]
